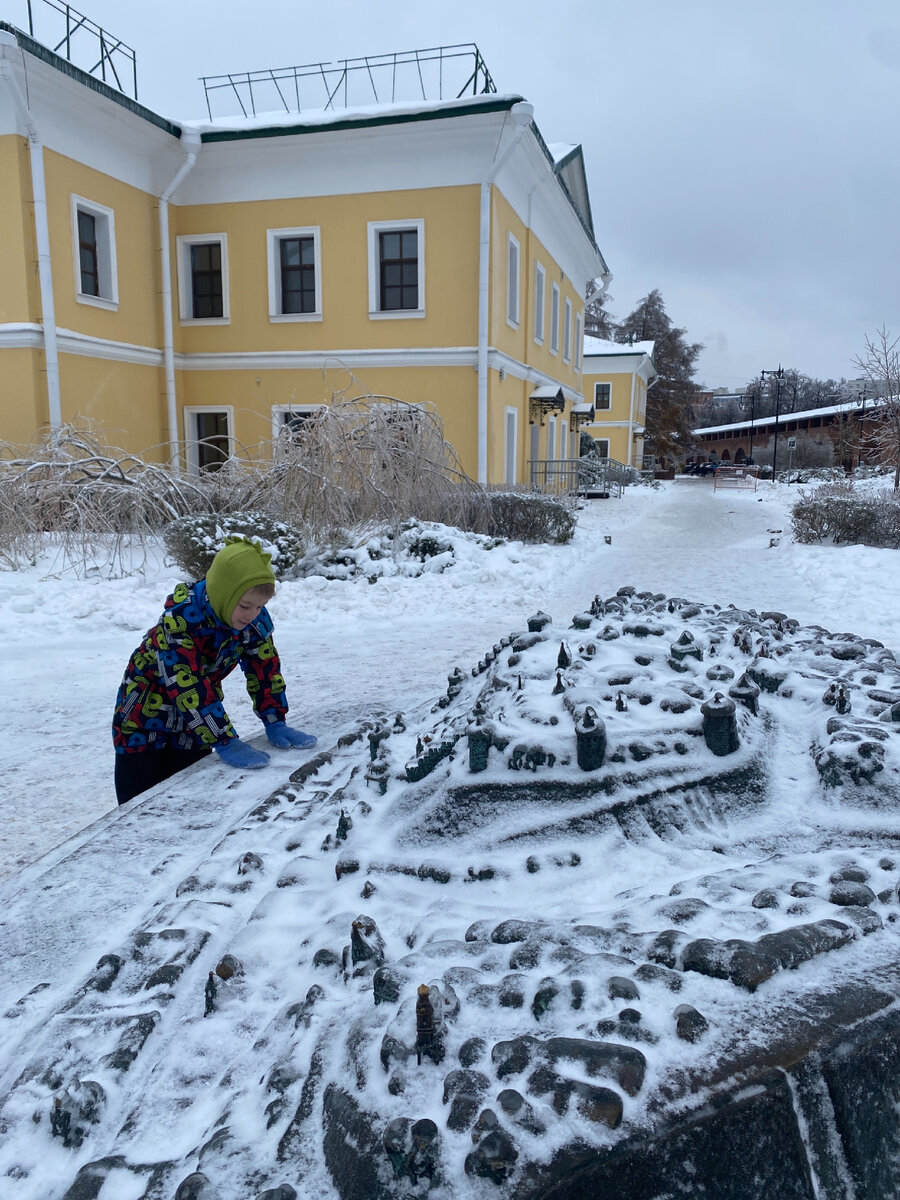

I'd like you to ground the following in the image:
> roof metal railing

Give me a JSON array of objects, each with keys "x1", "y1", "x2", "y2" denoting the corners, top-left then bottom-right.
[
  {"x1": 200, "y1": 43, "x2": 496, "y2": 120},
  {"x1": 24, "y1": 0, "x2": 137, "y2": 98}
]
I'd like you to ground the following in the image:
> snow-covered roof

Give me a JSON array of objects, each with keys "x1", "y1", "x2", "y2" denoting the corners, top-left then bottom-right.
[
  {"x1": 693, "y1": 397, "x2": 880, "y2": 436},
  {"x1": 547, "y1": 141, "x2": 578, "y2": 164},
  {"x1": 179, "y1": 92, "x2": 524, "y2": 135},
  {"x1": 583, "y1": 335, "x2": 655, "y2": 359}
]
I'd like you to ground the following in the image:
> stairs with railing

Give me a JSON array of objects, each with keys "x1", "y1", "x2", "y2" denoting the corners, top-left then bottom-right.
[{"x1": 526, "y1": 456, "x2": 636, "y2": 498}]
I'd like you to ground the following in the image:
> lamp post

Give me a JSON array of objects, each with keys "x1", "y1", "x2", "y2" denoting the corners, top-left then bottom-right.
[
  {"x1": 856, "y1": 392, "x2": 866, "y2": 473},
  {"x1": 761, "y1": 366, "x2": 784, "y2": 476},
  {"x1": 747, "y1": 386, "x2": 757, "y2": 463}
]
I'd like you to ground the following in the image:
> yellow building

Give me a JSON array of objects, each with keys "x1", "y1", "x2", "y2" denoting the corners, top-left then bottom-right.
[
  {"x1": 0, "y1": 21, "x2": 609, "y2": 485},
  {"x1": 580, "y1": 336, "x2": 656, "y2": 467}
]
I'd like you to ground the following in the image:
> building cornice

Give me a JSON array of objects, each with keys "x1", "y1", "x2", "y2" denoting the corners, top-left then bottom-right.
[
  {"x1": 487, "y1": 348, "x2": 583, "y2": 405},
  {"x1": 1, "y1": 325, "x2": 585, "y2": 406}
]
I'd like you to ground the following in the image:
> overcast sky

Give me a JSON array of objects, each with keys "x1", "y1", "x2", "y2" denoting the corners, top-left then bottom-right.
[{"x1": 10, "y1": 0, "x2": 900, "y2": 389}]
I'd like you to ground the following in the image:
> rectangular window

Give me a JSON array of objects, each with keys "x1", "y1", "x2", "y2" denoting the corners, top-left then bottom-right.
[
  {"x1": 547, "y1": 415, "x2": 557, "y2": 461},
  {"x1": 560, "y1": 418, "x2": 568, "y2": 461},
  {"x1": 177, "y1": 234, "x2": 229, "y2": 323},
  {"x1": 380, "y1": 229, "x2": 418, "y2": 310},
  {"x1": 267, "y1": 228, "x2": 322, "y2": 320},
  {"x1": 594, "y1": 382, "x2": 612, "y2": 410},
  {"x1": 563, "y1": 298, "x2": 572, "y2": 363},
  {"x1": 368, "y1": 221, "x2": 424, "y2": 317},
  {"x1": 550, "y1": 283, "x2": 560, "y2": 354},
  {"x1": 185, "y1": 408, "x2": 231, "y2": 473},
  {"x1": 533, "y1": 262, "x2": 545, "y2": 344},
  {"x1": 506, "y1": 232, "x2": 520, "y2": 327},
  {"x1": 504, "y1": 407, "x2": 518, "y2": 484},
  {"x1": 368, "y1": 220, "x2": 424, "y2": 317},
  {"x1": 78, "y1": 211, "x2": 98, "y2": 296},
  {"x1": 271, "y1": 405, "x2": 326, "y2": 447},
  {"x1": 280, "y1": 238, "x2": 315, "y2": 312},
  {"x1": 574, "y1": 314, "x2": 583, "y2": 371},
  {"x1": 191, "y1": 243, "x2": 223, "y2": 319},
  {"x1": 70, "y1": 194, "x2": 118, "y2": 308},
  {"x1": 597, "y1": 438, "x2": 610, "y2": 458}
]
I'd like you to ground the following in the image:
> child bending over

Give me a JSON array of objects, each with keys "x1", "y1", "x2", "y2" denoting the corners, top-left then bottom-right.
[{"x1": 112, "y1": 537, "x2": 315, "y2": 805}]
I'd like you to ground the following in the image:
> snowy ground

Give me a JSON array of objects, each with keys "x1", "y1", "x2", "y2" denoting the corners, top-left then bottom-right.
[
  {"x1": 2, "y1": 475, "x2": 898, "y2": 885},
  {"x1": 2, "y1": 475, "x2": 900, "y2": 1199}
]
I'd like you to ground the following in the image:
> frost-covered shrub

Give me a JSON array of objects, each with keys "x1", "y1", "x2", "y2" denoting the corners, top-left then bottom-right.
[
  {"x1": 484, "y1": 492, "x2": 576, "y2": 544},
  {"x1": 296, "y1": 520, "x2": 501, "y2": 580},
  {"x1": 407, "y1": 532, "x2": 453, "y2": 561},
  {"x1": 163, "y1": 512, "x2": 306, "y2": 579},
  {"x1": 792, "y1": 484, "x2": 900, "y2": 547},
  {"x1": 776, "y1": 466, "x2": 845, "y2": 484}
]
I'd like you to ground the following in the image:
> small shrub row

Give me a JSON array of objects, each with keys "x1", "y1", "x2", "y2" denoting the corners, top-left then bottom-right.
[
  {"x1": 163, "y1": 514, "x2": 505, "y2": 582},
  {"x1": 482, "y1": 491, "x2": 576, "y2": 544},
  {"x1": 792, "y1": 484, "x2": 900, "y2": 547}
]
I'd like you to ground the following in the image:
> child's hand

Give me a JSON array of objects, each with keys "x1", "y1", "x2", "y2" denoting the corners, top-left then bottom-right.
[
  {"x1": 265, "y1": 722, "x2": 318, "y2": 750},
  {"x1": 215, "y1": 739, "x2": 270, "y2": 769}
]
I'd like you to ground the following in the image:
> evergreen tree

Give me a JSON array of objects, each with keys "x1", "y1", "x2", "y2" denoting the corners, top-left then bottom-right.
[
  {"x1": 616, "y1": 289, "x2": 702, "y2": 462},
  {"x1": 583, "y1": 278, "x2": 616, "y2": 341}
]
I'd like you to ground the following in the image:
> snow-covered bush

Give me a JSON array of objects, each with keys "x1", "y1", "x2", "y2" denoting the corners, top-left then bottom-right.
[
  {"x1": 792, "y1": 483, "x2": 900, "y2": 546},
  {"x1": 776, "y1": 466, "x2": 845, "y2": 484},
  {"x1": 163, "y1": 512, "x2": 306, "y2": 579},
  {"x1": 296, "y1": 520, "x2": 501, "y2": 581},
  {"x1": 482, "y1": 491, "x2": 576, "y2": 544}
]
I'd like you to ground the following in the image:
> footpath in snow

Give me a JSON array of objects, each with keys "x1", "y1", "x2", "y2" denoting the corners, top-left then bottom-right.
[{"x1": 1, "y1": 476, "x2": 897, "y2": 885}]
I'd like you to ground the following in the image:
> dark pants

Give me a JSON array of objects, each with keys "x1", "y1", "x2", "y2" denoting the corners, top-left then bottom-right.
[{"x1": 115, "y1": 745, "x2": 212, "y2": 805}]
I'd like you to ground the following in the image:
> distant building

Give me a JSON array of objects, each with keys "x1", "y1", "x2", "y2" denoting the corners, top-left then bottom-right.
[
  {"x1": 692, "y1": 398, "x2": 880, "y2": 467},
  {"x1": 578, "y1": 337, "x2": 657, "y2": 466}
]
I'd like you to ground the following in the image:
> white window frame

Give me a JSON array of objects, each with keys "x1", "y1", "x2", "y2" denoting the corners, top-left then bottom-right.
[
  {"x1": 267, "y1": 227, "x2": 322, "y2": 322},
  {"x1": 550, "y1": 282, "x2": 560, "y2": 354},
  {"x1": 177, "y1": 233, "x2": 230, "y2": 324},
  {"x1": 563, "y1": 297, "x2": 572, "y2": 364},
  {"x1": 594, "y1": 382, "x2": 612, "y2": 411},
  {"x1": 183, "y1": 405, "x2": 234, "y2": 474},
  {"x1": 560, "y1": 418, "x2": 569, "y2": 461},
  {"x1": 367, "y1": 218, "x2": 425, "y2": 319},
  {"x1": 533, "y1": 261, "x2": 546, "y2": 344},
  {"x1": 70, "y1": 194, "x2": 118, "y2": 309},
  {"x1": 547, "y1": 414, "x2": 557, "y2": 461},
  {"x1": 506, "y1": 232, "x2": 520, "y2": 328},
  {"x1": 596, "y1": 438, "x2": 610, "y2": 459},
  {"x1": 504, "y1": 405, "x2": 518, "y2": 484},
  {"x1": 574, "y1": 313, "x2": 583, "y2": 371},
  {"x1": 270, "y1": 403, "x2": 326, "y2": 441}
]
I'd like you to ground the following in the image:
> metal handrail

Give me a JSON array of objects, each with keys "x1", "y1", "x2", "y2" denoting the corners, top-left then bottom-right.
[
  {"x1": 527, "y1": 456, "x2": 635, "y2": 498},
  {"x1": 200, "y1": 43, "x2": 496, "y2": 120},
  {"x1": 25, "y1": 0, "x2": 137, "y2": 98}
]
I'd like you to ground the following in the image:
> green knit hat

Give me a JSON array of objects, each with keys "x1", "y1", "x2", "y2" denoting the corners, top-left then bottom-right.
[{"x1": 205, "y1": 537, "x2": 276, "y2": 625}]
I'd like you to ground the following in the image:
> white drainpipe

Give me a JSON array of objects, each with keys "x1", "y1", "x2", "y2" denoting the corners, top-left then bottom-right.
[
  {"x1": 0, "y1": 30, "x2": 62, "y2": 431},
  {"x1": 476, "y1": 101, "x2": 533, "y2": 484},
  {"x1": 159, "y1": 130, "x2": 201, "y2": 470},
  {"x1": 627, "y1": 370, "x2": 637, "y2": 467}
]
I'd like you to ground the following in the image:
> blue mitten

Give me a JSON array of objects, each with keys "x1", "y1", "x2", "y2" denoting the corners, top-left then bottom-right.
[
  {"x1": 215, "y1": 739, "x2": 270, "y2": 769},
  {"x1": 265, "y1": 721, "x2": 318, "y2": 750}
]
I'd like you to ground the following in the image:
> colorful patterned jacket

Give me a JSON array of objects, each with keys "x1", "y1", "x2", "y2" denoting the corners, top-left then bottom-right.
[{"x1": 112, "y1": 579, "x2": 288, "y2": 753}]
